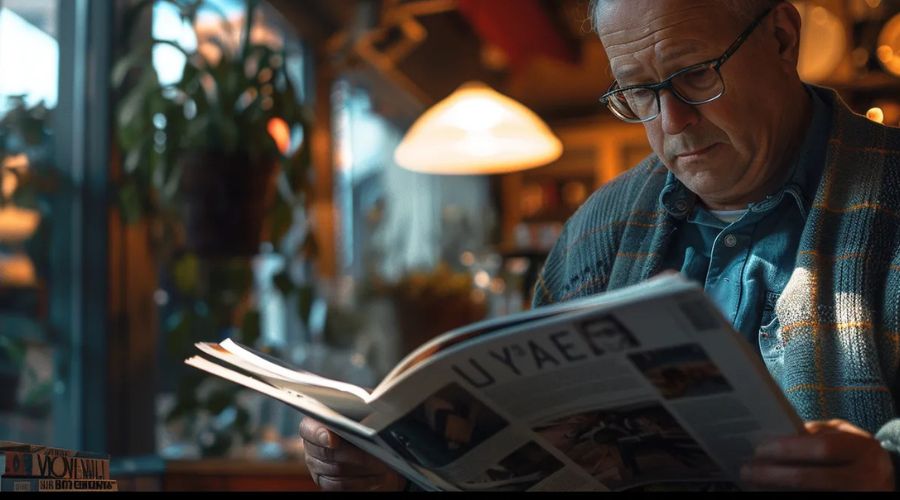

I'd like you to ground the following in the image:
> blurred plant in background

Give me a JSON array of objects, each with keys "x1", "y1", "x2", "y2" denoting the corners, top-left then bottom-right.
[
  {"x1": 112, "y1": 0, "x2": 317, "y2": 458},
  {"x1": 363, "y1": 262, "x2": 487, "y2": 358},
  {"x1": 0, "y1": 96, "x2": 61, "y2": 423}
]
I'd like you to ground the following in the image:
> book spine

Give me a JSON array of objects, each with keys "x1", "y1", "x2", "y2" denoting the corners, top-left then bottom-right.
[
  {"x1": 0, "y1": 442, "x2": 108, "y2": 459},
  {"x1": 4, "y1": 452, "x2": 109, "y2": 479},
  {"x1": 1, "y1": 477, "x2": 118, "y2": 492}
]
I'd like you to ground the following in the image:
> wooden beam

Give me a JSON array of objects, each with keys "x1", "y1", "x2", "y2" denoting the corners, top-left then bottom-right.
[
  {"x1": 310, "y1": 52, "x2": 337, "y2": 279},
  {"x1": 106, "y1": 0, "x2": 159, "y2": 457}
]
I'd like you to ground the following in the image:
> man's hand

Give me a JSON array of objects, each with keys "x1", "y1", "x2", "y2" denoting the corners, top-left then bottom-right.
[
  {"x1": 299, "y1": 417, "x2": 407, "y2": 491},
  {"x1": 741, "y1": 419, "x2": 895, "y2": 491}
]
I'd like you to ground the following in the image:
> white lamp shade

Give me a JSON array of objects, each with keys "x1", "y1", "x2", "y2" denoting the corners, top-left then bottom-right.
[{"x1": 394, "y1": 82, "x2": 563, "y2": 175}]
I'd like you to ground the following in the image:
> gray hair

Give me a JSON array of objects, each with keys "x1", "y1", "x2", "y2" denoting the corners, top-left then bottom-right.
[{"x1": 589, "y1": 0, "x2": 782, "y2": 33}]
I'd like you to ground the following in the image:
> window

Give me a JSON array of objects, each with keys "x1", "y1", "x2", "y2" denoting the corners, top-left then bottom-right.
[{"x1": 0, "y1": 0, "x2": 111, "y2": 453}]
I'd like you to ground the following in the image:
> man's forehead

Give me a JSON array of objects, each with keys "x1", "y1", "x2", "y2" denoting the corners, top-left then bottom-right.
[
  {"x1": 597, "y1": 0, "x2": 736, "y2": 79},
  {"x1": 597, "y1": 1, "x2": 734, "y2": 46},
  {"x1": 606, "y1": 37, "x2": 712, "y2": 81}
]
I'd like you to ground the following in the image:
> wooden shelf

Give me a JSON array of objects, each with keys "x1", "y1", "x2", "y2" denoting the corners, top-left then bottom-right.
[
  {"x1": 112, "y1": 456, "x2": 317, "y2": 492},
  {"x1": 821, "y1": 72, "x2": 900, "y2": 93},
  {"x1": 499, "y1": 120, "x2": 650, "y2": 251}
]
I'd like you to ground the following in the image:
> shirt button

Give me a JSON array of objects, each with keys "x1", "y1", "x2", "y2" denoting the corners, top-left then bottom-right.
[{"x1": 723, "y1": 234, "x2": 738, "y2": 247}]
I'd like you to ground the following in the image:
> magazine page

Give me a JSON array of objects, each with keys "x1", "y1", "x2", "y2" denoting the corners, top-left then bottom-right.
[
  {"x1": 187, "y1": 276, "x2": 684, "y2": 418},
  {"x1": 351, "y1": 275, "x2": 802, "y2": 491},
  {"x1": 183, "y1": 356, "x2": 447, "y2": 491},
  {"x1": 215, "y1": 340, "x2": 371, "y2": 398},
  {"x1": 186, "y1": 274, "x2": 803, "y2": 491},
  {"x1": 184, "y1": 356, "x2": 373, "y2": 436},
  {"x1": 187, "y1": 277, "x2": 680, "y2": 421},
  {"x1": 376, "y1": 273, "x2": 682, "y2": 390},
  {"x1": 192, "y1": 343, "x2": 372, "y2": 419},
  {"x1": 191, "y1": 305, "x2": 622, "y2": 417}
]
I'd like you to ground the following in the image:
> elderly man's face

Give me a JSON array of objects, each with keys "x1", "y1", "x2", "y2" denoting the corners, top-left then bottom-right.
[{"x1": 598, "y1": 0, "x2": 796, "y2": 207}]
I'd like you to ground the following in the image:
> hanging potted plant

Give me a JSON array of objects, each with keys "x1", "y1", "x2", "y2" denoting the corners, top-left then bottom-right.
[
  {"x1": 112, "y1": 0, "x2": 311, "y2": 257},
  {"x1": 111, "y1": 0, "x2": 318, "y2": 457}
]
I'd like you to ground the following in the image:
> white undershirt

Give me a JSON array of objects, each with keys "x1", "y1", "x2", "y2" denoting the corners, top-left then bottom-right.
[{"x1": 708, "y1": 208, "x2": 748, "y2": 224}]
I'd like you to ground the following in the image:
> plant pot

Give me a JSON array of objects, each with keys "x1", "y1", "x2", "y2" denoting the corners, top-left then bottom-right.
[
  {"x1": 179, "y1": 151, "x2": 278, "y2": 257},
  {"x1": 392, "y1": 293, "x2": 487, "y2": 357}
]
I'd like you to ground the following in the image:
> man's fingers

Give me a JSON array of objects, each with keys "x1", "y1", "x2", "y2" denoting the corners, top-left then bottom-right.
[
  {"x1": 741, "y1": 462, "x2": 891, "y2": 492},
  {"x1": 305, "y1": 453, "x2": 392, "y2": 478},
  {"x1": 299, "y1": 417, "x2": 408, "y2": 491},
  {"x1": 299, "y1": 417, "x2": 340, "y2": 448},
  {"x1": 753, "y1": 433, "x2": 871, "y2": 463},
  {"x1": 741, "y1": 463, "x2": 859, "y2": 491},
  {"x1": 300, "y1": 440, "x2": 334, "y2": 461},
  {"x1": 302, "y1": 439, "x2": 380, "y2": 464},
  {"x1": 804, "y1": 420, "x2": 871, "y2": 438},
  {"x1": 314, "y1": 473, "x2": 399, "y2": 492},
  {"x1": 745, "y1": 422, "x2": 895, "y2": 492}
]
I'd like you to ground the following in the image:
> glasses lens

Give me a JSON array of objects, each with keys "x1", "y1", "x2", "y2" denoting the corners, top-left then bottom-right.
[
  {"x1": 609, "y1": 87, "x2": 657, "y2": 122},
  {"x1": 672, "y1": 64, "x2": 724, "y2": 103}
]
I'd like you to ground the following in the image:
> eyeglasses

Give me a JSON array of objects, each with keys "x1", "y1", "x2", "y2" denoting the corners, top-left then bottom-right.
[{"x1": 599, "y1": 6, "x2": 775, "y2": 123}]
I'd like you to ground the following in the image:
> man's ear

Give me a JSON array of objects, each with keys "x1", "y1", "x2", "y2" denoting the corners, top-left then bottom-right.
[{"x1": 771, "y1": 2, "x2": 803, "y2": 66}]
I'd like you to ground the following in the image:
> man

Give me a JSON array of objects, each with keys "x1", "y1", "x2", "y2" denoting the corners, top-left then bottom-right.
[{"x1": 300, "y1": 0, "x2": 900, "y2": 490}]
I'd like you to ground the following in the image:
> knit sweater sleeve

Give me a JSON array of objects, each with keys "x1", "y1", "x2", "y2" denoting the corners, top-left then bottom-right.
[
  {"x1": 531, "y1": 211, "x2": 574, "y2": 308},
  {"x1": 530, "y1": 177, "x2": 622, "y2": 308},
  {"x1": 531, "y1": 155, "x2": 667, "y2": 308}
]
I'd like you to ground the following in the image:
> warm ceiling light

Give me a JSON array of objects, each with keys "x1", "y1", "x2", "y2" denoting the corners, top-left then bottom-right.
[{"x1": 394, "y1": 82, "x2": 563, "y2": 175}]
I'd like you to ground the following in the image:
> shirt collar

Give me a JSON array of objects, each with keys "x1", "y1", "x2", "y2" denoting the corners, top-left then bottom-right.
[
  {"x1": 659, "y1": 172, "x2": 696, "y2": 219},
  {"x1": 659, "y1": 84, "x2": 832, "y2": 221}
]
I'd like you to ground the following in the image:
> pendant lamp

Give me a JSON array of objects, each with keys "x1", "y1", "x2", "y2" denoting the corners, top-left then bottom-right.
[{"x1": 394, "y1": 82, "x2": 563, "y2": 175}]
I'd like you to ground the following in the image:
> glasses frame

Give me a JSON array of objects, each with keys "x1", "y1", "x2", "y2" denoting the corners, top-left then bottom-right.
[{"x1": 599, "y1": 6, "x2": 776, "y2": 123}]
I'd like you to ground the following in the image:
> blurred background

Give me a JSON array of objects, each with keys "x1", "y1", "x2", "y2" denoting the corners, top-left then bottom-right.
[{"x1": 0, "y1": 0, "x2": 898, "y2": 491}]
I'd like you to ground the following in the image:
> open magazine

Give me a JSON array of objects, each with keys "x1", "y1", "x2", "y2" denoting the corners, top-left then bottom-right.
[{"x1": 185, "y1": 273, "x2": 804, "y2": 491}]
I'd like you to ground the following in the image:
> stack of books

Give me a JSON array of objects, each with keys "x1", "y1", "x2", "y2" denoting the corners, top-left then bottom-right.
[{"x1": 0, "y1": 441, "x2": 117, "y2": 492}]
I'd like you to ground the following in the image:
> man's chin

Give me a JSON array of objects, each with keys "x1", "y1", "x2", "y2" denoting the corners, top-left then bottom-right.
[{"x1": 678, "y1": 175, "x2": 740, "y2": 203}]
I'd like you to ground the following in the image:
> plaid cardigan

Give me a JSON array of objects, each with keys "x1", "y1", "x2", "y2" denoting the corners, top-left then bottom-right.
[{"x1": 533, "y1": 87, "x2": 900, "y2": 451}]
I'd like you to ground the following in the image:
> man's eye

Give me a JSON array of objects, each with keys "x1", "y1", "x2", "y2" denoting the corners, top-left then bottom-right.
[
  {"x1": 625, "y1": 88, "x2": 654, "y2": 103},
  {"x1": 679, "y1": 68, "x2": 718, "y2": 90}
]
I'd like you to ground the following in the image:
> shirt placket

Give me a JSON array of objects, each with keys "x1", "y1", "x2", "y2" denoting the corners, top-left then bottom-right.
[{"x1": 702, "y1": 215, "x2": 758, "y2": 326}]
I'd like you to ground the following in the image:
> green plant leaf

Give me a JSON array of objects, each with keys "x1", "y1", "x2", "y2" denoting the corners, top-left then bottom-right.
[
  {"x1": 0, "y1": 336, "x2": 26, "y2": 366},
  {"x1": 111, "y1": 0, "x2": 315, "y2": 251},
  {"x1": 111, "y1": 40, "x2": 155, "y2": 88},
  {"x1": 174, "y1": 254, "x2": 199, "y2": 292},
  {"x1": 162, "y1": 161, "x2": 184, "y2": 201}
]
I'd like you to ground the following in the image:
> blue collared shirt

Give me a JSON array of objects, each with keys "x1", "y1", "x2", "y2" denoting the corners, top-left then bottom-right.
[{"x1": 659, "y1": 86, "x2": 832, "y2": 353}]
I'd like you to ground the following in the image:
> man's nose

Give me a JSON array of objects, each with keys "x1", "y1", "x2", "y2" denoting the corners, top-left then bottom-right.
[{"x1": 659, "y1": 90, "x2": 700, "y2": 135}]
